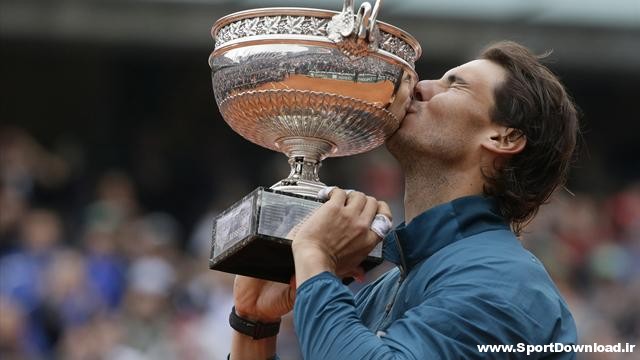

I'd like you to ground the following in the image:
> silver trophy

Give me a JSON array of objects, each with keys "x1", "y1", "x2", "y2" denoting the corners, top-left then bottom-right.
[{"x1": 209, "y1": 0, "x2": 421, "y2": 283}]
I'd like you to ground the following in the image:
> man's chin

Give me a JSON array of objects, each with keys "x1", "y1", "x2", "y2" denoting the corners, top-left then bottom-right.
[{"x1": 384, "y1": 129, "x2": 404, "y2": 159}]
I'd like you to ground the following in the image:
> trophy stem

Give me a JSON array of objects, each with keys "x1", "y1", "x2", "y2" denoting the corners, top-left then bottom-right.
[{"x1": 271, "y1": 137, "x2": 336, "y2": 198}]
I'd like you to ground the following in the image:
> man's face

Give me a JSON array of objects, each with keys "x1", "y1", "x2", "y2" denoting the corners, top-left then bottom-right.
[{"x1": 387, "y1": 59, "x2": 507, "y2": 168}]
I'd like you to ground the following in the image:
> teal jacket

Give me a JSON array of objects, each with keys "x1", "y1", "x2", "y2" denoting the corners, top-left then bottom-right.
[{"x1": 293, "y1": 196, "x2": 577, "y2": 359}]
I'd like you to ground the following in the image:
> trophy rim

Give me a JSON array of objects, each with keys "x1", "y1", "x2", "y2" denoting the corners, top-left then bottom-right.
[
  {"x1": 209, "y1": 37, "x2": 418, "y2": 78},
  {"x1": 211, "y1": 7, "x2": 422, "y2": 60}
]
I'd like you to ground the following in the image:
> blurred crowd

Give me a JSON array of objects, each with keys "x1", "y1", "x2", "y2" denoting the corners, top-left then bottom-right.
[
  {"x1": 0, "y1": 127, "x2": 638, "y2": 359},
  {"x1": 0, "y1": 127, "x2": 247, "y2": 360},
  {"x1": 523, "y1": 187, "x2": 640, "y2": 359}
]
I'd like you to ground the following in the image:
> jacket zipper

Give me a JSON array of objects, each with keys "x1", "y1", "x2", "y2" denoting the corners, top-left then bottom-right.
[{"x1": 375, "y1": 231, "x2": 408, "y2": 332}]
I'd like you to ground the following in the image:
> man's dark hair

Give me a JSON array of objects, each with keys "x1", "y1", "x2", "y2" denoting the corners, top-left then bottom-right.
[{"x1": 480, "y1": 41, "x2": 579, "y2": 235}]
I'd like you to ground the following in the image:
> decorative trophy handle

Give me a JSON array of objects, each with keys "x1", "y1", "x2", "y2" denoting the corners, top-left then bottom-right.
[
  {"x1": 342, "y1": 0, "x2": 355, "y2": 13},
  {"x1": 329, "y1": 0, "x2": 384, "y2": 48},
  {"x1": 369, "y1": 0, "x2": 383, "y2": 28},
  {"x1": 356, "y1": 2, "x2": 372, "y2": 39},
  {"x1": 358, "y1": 0, "x2": 383, "y2": 42}
]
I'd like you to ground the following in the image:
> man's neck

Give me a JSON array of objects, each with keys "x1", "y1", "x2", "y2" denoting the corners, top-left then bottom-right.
[{"x1": 402, "y1": 161, "x2": 485, "y2": 223}]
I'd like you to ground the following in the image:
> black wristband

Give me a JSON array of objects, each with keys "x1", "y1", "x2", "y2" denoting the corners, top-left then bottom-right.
[{"x1": 229, "y1": 306, "x2": 281, "y2": 340}]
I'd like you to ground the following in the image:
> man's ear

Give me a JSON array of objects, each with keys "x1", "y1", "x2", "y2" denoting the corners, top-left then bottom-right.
[{"x1": 481, "y1": 127, "x2": 526, "y2": 155}]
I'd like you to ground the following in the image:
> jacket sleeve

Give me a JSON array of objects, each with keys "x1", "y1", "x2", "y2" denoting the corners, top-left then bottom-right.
[{"x1": 293, "y1": 272, "x2": 575, "y2": 360}]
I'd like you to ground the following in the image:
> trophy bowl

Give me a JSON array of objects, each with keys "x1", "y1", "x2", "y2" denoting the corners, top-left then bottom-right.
[{"x1": 209, "y1": 0, "x2": 421, "y2": 282}]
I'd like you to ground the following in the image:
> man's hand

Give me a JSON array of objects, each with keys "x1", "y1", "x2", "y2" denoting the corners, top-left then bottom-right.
[
  {"x1": 233, "y1": 275, "x2": 296, "y2": 323},
  {"x1": 230, "y1": 276, "x2": 295, "y2": 359},
  {"x1": 292, "y1": 188, "x2": 392, "y2": 286},
  {"x1": 228, "y1": 188, "x2": 389, "y2": 359}
]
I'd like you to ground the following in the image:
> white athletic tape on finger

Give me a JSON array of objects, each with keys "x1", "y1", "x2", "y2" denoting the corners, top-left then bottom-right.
[
  {"x1": 370, "y1": 214, "x2": 392, "y2": 238},
  {"x1": 317, "y1": 186, "x2": 334, "y2": 200},
  {"x1": 317, "y1": 186, "x2": 353, "y2": 201}
]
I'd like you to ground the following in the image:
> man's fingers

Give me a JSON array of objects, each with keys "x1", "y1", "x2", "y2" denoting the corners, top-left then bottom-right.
[
  {"x1": 353, "y1": 267, "x2": 366, "y2": 283},
  {"x1": 347, "y1": 267, "x2": 366, "y2": 283},
  {"x1": 325, "y1": 187, "x2": 348, "y2": 206},
  {"x1": 376, "y1": 201, "x2": 392, "y2": 221},
  {"x1": 317, "y1": 186, "x2": 335, "y2": 200},
  {"x1": 289, "y1": 275, "x2": 298, "y2": 291},
  {"x1": 369, "y1": 215, "x2": 392, "y2": 239},
  {"x1": 336, "y1": 266, "x2": 366, "y2": 282},
  {"x1": 370, "y1": 201, "x2": 393, "y2": 239},
  {"x1": 345, "y1": 191, "x2": 367, "y2": 212},
  {"x1": 362, "y1": 196, "x2": 378, "y2": 221}
]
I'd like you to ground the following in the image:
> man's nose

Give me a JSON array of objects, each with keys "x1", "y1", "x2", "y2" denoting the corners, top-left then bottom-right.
[{"x1": 413, "y1": 80, "x2": 442, "y2": 102}]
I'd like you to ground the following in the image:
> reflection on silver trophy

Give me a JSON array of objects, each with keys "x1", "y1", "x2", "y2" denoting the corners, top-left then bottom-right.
[{"x1": 208, "y1": 0, "x2": 421, "y2": 283}]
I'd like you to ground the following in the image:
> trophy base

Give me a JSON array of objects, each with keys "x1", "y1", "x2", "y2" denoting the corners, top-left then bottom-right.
[{"x1": 209, "y1": 187, "x2": 383, "y2": 284}]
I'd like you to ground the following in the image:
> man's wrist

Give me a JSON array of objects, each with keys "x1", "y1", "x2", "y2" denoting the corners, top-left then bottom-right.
[
  {"x1": 228, "y1": 354, "x2": 279, "y2": 360},
  {"x1": 230, "y1": 306, "x2": 281, "y2": 340},
  {"x1": 292, "y1": 243, "x2": 336, "y2": 285},
  {"x1": 292, "y1": 243, "x2": 335, "y2": 270},
  {"x1": 234, "y1": 308, "x2": 281, "y2": 324}
]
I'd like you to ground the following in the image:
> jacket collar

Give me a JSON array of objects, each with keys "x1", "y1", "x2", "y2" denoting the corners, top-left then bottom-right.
[{"x1": 383, "y1": 195, "x2": 510, "y2": 272}]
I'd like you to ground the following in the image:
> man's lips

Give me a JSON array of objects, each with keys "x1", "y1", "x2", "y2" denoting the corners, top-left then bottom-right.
[
  {"x1": 396, "y1": 103, "x2": 417, "y2": 131},
  {"x1": 405, "y1": 102, "x2": 418, "y2": 114}
]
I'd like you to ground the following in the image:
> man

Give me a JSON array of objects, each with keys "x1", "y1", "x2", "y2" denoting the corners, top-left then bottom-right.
[{"x1": 228, "y1": 41, "x2": 579, "y2": 359}]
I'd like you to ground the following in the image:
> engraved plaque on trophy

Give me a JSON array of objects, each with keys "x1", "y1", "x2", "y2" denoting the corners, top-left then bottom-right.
[{"x1": 208, "y1": 0, "x2": 421, "y2": 283}]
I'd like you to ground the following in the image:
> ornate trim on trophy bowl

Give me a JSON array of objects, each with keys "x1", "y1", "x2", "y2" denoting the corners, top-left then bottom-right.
[{"x1": 212, "y1": 8, "x2": 421, "y2": 66}]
